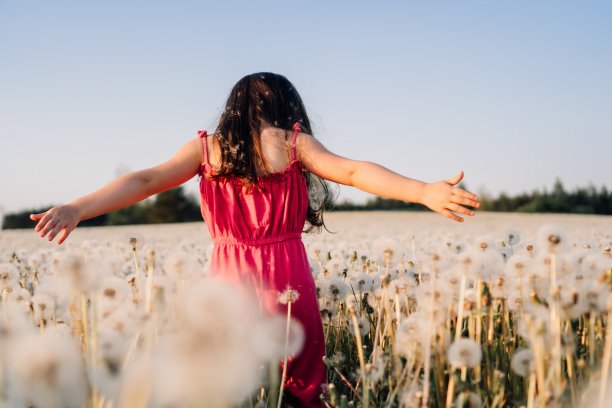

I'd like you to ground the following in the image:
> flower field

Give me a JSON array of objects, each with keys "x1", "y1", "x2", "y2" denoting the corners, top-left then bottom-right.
[{"x1": 1, "y1": 212, "x2": 611, "y2": 408}]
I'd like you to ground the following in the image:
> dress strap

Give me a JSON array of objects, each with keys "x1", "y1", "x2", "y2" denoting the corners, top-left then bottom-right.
[
  {"x1": 291, "y1": 123, "x2": 300, "y2": 161},
  {"x1": 197, "y1": 130, "x2": 209, "y2": 169}
]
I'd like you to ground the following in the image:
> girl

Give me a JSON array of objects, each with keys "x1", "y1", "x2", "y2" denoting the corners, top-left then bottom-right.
[{"x1": 31, "y1": 72, "x2": 479, "y2": 407}]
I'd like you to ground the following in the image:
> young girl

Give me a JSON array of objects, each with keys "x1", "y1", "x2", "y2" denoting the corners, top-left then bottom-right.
[{"x1": 31, "y1": 72, "x2": 479, "y2": 407}]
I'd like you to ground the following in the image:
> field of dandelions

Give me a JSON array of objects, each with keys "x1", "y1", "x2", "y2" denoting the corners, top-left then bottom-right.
[{"x1": 1, "y1": 212, "x2": 612, "y2": 408}]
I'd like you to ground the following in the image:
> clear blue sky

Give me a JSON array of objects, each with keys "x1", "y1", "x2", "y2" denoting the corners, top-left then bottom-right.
[{"x1": 1, "y1": 0, "x2": 611, "y2": 214}]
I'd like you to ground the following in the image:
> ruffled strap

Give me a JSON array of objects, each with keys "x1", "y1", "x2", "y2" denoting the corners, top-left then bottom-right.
[
  {"x1": 197, "y1": 130, "x2": 209, "y2": 170},
  {"x1": 291, "y1": 123, "x2": 300, "y2": 161}
]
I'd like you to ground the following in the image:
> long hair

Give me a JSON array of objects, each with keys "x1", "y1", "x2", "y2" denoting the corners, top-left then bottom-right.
[{"x1": 212, "y1": 72, "x2": 329, "y2": 232}]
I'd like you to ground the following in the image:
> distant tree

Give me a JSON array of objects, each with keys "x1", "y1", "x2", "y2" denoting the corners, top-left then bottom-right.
[
  {"x1": 148, "y1": 186, "x2": 201, "y2": 223},
  {"x1": 107, "y1": 201, "x2": 151, "y2": 225}
]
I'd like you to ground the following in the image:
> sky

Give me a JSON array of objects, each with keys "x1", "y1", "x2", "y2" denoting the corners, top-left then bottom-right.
[{"x1": 1, "y1": 0, "x2": 611, "y2": 216}]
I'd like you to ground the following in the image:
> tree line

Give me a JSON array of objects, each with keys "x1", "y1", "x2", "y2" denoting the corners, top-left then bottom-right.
[
  {"x1": 3, "y1": 179, "x2": 611, "y2": 229},
  {"x1": 2, "y1": 186, "x2": 202, "y2": 229},
  {"x1": 329, "y1": 179, "x2": 612, "y2": 215}
]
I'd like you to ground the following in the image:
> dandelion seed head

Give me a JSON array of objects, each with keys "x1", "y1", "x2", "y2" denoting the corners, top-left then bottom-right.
[
  {"x1": 511, "y1": 348, "x2": 534, "y2": 376},
  {"x1": 348, "y1": 317, "x2": 370, "y2": 338},
  {"x1": 277, "y1": 285, "x2": 300, "y2": 304},
  {"x1": 455, "y1": 392, "x2": 482, "y2": 408},
  {"x1": 447, "y1": 338, "x2": 482, "y2": 368},
  {"x1": 351, "y1": 272, "x2": 374, "y2": 293},
  {"x1": 326, "y1": 277, "x2": 348, "y2": 302},
  {"x1": 537, "y1": 224, "x2": 570, "y2": 254},
  {"x1": 7, "y1": 331, "x2": 87, "y2": 408},
  {"x1": 504, "y1": 229, "x2": 521, "y2": 246}
]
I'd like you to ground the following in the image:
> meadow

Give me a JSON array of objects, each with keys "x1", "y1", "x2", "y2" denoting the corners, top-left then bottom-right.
[{"x1": 1, "y1": 212, "x2": 611, "y2": 408}]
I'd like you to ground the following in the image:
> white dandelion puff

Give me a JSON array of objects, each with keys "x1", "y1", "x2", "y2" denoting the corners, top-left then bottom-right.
[
  {"x1": 278, "y1": 285, "x2": 300, "y2": 305},
  {"x1": 536, "y1": 224, "x2": 570, "y2": 254},
  {"x1": 511, "y1": 348, "x2": 534, "y2": 377},
  {"x1": 504, "y1": 229, "x2": 521, "y2": 246},
  {"x1": 327, "y1": 277, "x2": 348, "y2": 302},
  {"x1": 447, "y1": 338, "x2": 482, "y2": 368},
  {"x1": 6, "y1": 331, "x2": 87, "y2": 408}
]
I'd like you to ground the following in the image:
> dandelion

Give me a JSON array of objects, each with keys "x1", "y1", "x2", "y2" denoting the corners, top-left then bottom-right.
[
  {"x1": 330, "y1": 351, "x2": 345, "y2": 365},
  {"x1": 504, "y1": 229, "x2": 521, "y2": 246},
  {"x1": 98, "y1": 276, "x2": 129, "y2": 304},
  {"x1": 455, "y1": 392, "x2": 482, "y2": 408},
  {"x1": 30, "y1": 292, "x2": 56, "y2": 325},
  {"x1": 0, "y1": 262, "x2": 19, "y2": 290},
  {"x1": 315, "y1": 279, "x2": 329, "y2": 300},
  {"x1": 497, "y1": 245, "x2": 512, "y2": 261},
  {"x1": 7, "y1": 330, "x2": 88, "y2": 408},
  {"x1": 278, "y1": 285, "x2": 300, "y2": 305},
  {"x1": 163, "y1": 250, "x2": 200, "y2": 280},
  {"x1": 252, "y1": 314, "x2": 305, "y2": 361},
  {"x1": 319, "y1": 300, "x2": 337, "y2": 322},
  {"x1": 395, "y1": 312, "x2": 427, "y2": 359},
  {"x1": 125, "y1": 232, "x2": 145, "y2": 251},
  {"x1": 309, "y1": 261, "x2": 321, "y2": 279},
  {"x1": 307, "y1": 242, "x2": 326, "y2": 264},
  {"x1": 448, "y1": 338, "x2": 482, "y2": 368},
  {"x1": 351, "y1": 272, "x2": 374, "y2": 293},
  {"x1": 327, "y1": 277, "x2": 348, "y2": 302},
  {"x1": 400, "y1": 387, "x2": 423, "y2": 408},
  {"x1": 474, "y1": 235, "x2": 495, "y2": 252},
  {"x1": 537, "y1": 224, "x2": 570, "y2": 254},
  {"x1": 372, "y1": 237, "x2": 403, "y2": 266},
  {"x1": 348, "y1": 317, "x2": 371, "y2": 338},
  {"x1": 511, "y1": 348, "x2": 534, "y2": 377}
]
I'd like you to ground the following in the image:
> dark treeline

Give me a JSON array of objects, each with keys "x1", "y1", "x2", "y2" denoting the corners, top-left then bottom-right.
[
  {"x1": 3, "y1": 179, "x2": 611, "y2": 229},
  {"x1": 2, "y1": 186, "x2": 202, "y2": 230},
  {"x1": 326, "y1": 179, "x2": 612, "y2": 214},
  {"x1": 478, "y1": 179, "x2": 612, "y2": 214}
]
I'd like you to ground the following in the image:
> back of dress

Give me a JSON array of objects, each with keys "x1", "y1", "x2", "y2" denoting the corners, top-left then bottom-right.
[
  {"x1": 198, "y1": 125, "x2": 308, "y2": 244},
  {"x1": 197, "y1": 123, "x2": 327, "y2": 407}
]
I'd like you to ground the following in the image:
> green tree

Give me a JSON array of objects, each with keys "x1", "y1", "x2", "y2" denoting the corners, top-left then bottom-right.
[{"x1": 148, "y1": 186, "x2": 201, "y2": 224}]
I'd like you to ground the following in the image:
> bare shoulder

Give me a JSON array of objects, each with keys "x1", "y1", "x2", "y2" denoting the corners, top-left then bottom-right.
[
  {"x1": 294, "y1": 131, "x2": 327, "y2": 161},
  {"x1": 203, "y1": 133, "x2": 222, "y2": 170}
]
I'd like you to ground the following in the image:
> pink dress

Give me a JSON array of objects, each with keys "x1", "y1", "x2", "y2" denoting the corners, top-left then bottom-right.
[{"x1": 198, "y1": 124, "x2": 327, "y2": 407}]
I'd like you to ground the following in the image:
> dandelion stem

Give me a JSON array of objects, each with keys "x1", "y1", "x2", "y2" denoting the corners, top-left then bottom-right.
[
  {"x1": 455, "y1": 270, "x2": 467, "y2": 340},
  {"x1": 331, "y1": 364, "x2": 362, "y2": 402},
  {"x1": 445, "y1": 372, "x2": 455, "y2": 408},
  {"x1": 348, "y1": 303, "x2": 369, "y2": 408},
  {"x1": 278, "y1": 300, "x2": 293, "y2": 408},
  {"x1": 527, "y1": 371, "x2": 536, "y2": 408},
  {"x1": 598, "y1": 295, "x2": 612, "y2": 408}
]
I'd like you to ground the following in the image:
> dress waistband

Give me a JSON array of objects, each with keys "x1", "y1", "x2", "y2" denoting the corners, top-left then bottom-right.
[{"x1": 212, "y1": 231, "x2": 302, "y2": 246}]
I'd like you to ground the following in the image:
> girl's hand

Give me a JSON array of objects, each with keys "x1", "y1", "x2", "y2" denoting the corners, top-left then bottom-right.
[
  {"x1": 420, "y1": 171, "x2": 480, "y2": 222},
  {"x1": 30, "y1": 205, "x2": 81, "y2": 244}
]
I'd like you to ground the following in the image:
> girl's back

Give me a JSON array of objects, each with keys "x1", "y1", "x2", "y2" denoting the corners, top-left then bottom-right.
[
  {"x1": 199, "y1": 123, "x2": 328, "y2": 407},
  {"x1": 205, "y1": 126, "x2": 296, "y2": 177}
]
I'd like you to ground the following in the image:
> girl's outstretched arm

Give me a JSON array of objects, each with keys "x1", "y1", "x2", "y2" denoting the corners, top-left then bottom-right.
[
  {"x1": 297, "y1": 133, "x2": 479, "y2": 222},
  {"x1": 30, "y1": 138, "x2": 203, "y2": 244}
]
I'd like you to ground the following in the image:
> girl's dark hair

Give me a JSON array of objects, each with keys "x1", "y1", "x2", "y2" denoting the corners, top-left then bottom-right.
[{"x1": 213, "y1": 72, "x2": 329, "y2": 232}]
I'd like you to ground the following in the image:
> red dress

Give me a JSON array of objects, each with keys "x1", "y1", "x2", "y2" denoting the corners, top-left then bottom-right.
[{"x1": 198, "y1": 124, "x2": 327, "y2": 407}]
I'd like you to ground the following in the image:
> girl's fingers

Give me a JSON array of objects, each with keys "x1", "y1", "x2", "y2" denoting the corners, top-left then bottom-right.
[
  {"x1": 47, "y1": 223, "x2": 64, "y2": 241},
  {"x1": 451, "y1": 195, "x2": 480, "y2": 208},
  {"x1": 35, "y1": 216, "x2": 48, "y2": 232},
  {"x1": 39, "y1": 219, "x2": 58, "y2": 237},
  {"x1": 57, "y1": 226, "x2": 74, "y2": 245},
  {"x1": 57, "y1": 229, "x2": 68, "y2": 244},
  {"x1": 452, "y1": 187, "x2": 479, "y2": 201},
  {"x1": 441, "y1": 209, "x2": 464, "y2": 222},
  {"x1": 30, "y1": 213, "x2": 43, "y2": 221},
  {"x1": 448, "y1": 203, "x2": 475, "y2": 216}
]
